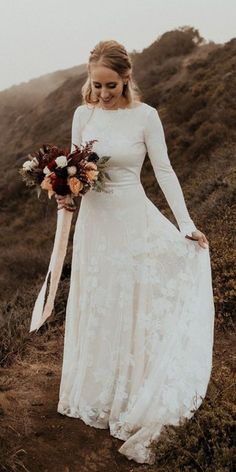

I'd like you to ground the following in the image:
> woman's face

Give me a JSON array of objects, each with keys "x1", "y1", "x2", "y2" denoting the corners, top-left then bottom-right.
[{"x1": 89, "y1": 64, "x2": 128, "y2": 110}]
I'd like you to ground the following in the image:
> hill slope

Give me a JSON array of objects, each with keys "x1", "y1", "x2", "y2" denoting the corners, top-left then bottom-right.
[
  {"x1": 0, "y1": 28, "x2": 235, "y2": 321},
  {"x1": 0, "y1": 27, "x2": 235, "y2": 472}
]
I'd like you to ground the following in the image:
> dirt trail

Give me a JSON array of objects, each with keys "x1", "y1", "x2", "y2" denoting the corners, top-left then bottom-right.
[
  {"x1": 0, "y1": 328, "x2": 152, "y2": 472},
  {"x1": 0, "y1": 325, "x2": 234, "y2": 472}
]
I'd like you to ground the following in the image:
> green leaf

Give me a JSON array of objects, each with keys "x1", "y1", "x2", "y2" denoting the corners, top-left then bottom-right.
[
  {"x1": 104, "y1": 172, "x2": 112, "y2": 181},
  {"x1": 98, "y1": 156, "x2": 111, "y2": 164},
  {"x1": 94, "y1": 180, "x2": 103, "y2": 189}
]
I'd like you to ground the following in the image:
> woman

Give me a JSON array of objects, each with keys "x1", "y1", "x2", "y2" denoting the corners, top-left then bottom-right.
[{"x1": 53, "y1": 40, "x2": 214, "y2": 464}]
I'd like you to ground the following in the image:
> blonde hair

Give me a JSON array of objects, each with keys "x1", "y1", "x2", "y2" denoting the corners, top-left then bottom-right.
[{"x1": 81, "y1": 40, "x2": 142, "y2": 105}]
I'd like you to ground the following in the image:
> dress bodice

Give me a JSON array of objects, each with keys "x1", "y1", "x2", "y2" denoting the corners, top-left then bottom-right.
[
  {"x1": 73, "y1": 103, "x2": 148, "y2": 186},
  {"x1": 70, "y1": 103, "x2": 197, "y2": 236}
]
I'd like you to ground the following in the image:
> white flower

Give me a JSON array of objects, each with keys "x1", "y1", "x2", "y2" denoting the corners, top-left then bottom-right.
[
  {"x1": 23, "y1": 157, "x2": 39, "y2": 171},
  {"x1": 43, "y1": 166, "x2": 51, "y2": 175},
  {"x1": 32, "y1": 157, "x2": 39, "y2": 165},
  {"x1": 67, "y1": 165, "x2": 77, "y2": 176},
  {"x1": 55, "y1": 155, "x2": 67, "y2": 168},
  {"x1": 23, "y1": 160, "x2": 34, "y2": 171}
]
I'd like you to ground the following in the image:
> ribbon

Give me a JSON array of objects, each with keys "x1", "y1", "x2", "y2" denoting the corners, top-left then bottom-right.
[{"x1": 29, "y1": 208, "x2": 73, "y2": 332}]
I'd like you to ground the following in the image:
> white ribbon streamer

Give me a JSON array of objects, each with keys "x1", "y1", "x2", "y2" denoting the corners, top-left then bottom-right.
[{"x1": 29, "y1": 208, "x2": 73, "y2": 332}]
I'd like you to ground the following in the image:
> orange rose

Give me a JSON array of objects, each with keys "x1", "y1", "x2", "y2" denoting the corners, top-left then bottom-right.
[
  {"x1": 84, "y1": 162, "x2": 99, "y2": 182},
  {"x1": 68, "y1": 177, "x2": 83, "y2": 196},
  {"x1": 41, "y1": 176, "x2": 55, "y2": 199}
]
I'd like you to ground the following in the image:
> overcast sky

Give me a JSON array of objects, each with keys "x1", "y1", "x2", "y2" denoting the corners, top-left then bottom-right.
[{"x1": 0, "y1": 0, "x2": 235, "y2": 91}]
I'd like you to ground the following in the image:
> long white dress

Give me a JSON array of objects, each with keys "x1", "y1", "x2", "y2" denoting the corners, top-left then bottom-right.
[{"x1": 57, "y1": 102, "x2": 215, "y2": 464}]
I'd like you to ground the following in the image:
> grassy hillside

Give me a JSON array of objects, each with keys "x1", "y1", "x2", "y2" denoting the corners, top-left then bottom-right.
[
  {"x1": 0, "y1": 28, "x2": 235, "y2": 321},
  {"x1": 0, "y1": 27, "x2": 235, "y2": 472}
]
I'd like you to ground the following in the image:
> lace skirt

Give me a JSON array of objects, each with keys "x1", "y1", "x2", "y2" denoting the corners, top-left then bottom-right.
[{"x1": 57, "y1": 182, "x2": 215, "y2": 464}]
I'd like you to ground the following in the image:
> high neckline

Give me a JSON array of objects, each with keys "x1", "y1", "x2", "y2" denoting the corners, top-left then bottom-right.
[{"x1": 86, "y1": 102, "x2": 144, "y2": 113}]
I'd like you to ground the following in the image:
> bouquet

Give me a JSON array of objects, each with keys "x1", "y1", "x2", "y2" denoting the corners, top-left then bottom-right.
[{"x1": 19, "y1": 140, "x2": 111, "y2": 211}]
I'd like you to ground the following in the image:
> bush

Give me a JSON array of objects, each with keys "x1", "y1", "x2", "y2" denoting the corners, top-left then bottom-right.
[{"x1": 191, "y1": 123, "x2": 228, "y2": 159}]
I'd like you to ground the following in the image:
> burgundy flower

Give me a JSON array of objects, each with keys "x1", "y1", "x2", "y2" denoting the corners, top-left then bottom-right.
[
  {"x1": 47, "y1": 159, "x2": 57, "y2": 171},
  {"x1": 51, "y1": 175, "x2": 70, "y2": 196}
]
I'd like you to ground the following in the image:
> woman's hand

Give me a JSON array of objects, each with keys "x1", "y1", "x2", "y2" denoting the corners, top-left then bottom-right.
[
  {"x1": 55, "y1": 194, "x2": 67, "y2": 210},
  {"x1": 55, "y1": 194, "x2": 76, "y2": 212},
  {"x1": 185, "y1": 229, "x2": 209, "y2": 249}
]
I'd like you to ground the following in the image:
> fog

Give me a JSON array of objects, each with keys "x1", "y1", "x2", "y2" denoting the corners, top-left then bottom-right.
[{"x1": 0, "y1": 0, "x2": 235, "y2": 91}]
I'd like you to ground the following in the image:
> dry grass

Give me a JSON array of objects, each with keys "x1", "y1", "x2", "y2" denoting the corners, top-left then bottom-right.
[
  {"x1": 152, "y1": 371, "x2": 235, "y2": 471},
  {"x1": 0, "y1": 28, "x2": 235, "y2": 471}
]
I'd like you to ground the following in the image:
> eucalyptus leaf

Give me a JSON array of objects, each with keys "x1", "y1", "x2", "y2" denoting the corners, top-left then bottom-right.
[
  {"x1": 98, "y1": 156, "x2": 111, "y2": 164},
  {"x1": 104, "y1": 172, "x2": 111, "y2": 181},
  {"x1": 95, "y1": 180, "x2": 103, "y2": 188}
]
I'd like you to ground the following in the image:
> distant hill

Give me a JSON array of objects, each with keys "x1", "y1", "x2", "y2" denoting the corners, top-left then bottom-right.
[
  {"x1": 0, "y1": 27, "x2": 235, "y2": 322},
  {"x1": 0, "y1": 63, "x2": 86, "y2": 106}
]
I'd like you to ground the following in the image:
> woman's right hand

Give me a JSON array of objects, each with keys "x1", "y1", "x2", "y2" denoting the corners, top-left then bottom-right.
[
  {"x1": 55, "y1": 194, "x2": 67, "y2": 209},
  {"x1": 185, "y1": 229, "x2": 209, "y2": 249},
  {"x1": 55, "y1": 194, "x2": 77, "y2": 212}
]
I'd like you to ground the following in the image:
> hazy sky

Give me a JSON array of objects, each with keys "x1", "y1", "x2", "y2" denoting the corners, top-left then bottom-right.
[{"x1": 0, "y1": 0, "x2": 235, "y2": 91}]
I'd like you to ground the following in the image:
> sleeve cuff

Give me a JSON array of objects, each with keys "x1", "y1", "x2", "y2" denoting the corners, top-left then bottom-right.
[{"x1": 178, "y1": 221, "x2": 197, "y2": 237}]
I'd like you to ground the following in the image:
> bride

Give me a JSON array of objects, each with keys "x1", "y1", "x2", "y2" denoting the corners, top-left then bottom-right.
[{"x1": 30, "y1": 39, "x2": 215, "y2": 464}]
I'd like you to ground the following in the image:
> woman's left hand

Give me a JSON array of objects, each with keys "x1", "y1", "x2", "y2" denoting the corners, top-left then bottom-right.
[{"x1": 185, "y1": 229, "x2": 209, "y2": 249}]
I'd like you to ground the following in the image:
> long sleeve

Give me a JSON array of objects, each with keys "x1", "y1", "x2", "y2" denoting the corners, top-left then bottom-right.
[{"x1": 144, "y1": 107, "x2": 197, "y2": 236}]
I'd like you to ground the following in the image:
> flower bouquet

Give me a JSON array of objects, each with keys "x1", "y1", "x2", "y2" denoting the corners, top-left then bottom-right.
[{"x1": 19, "y1": 140, "x2": 111, "y2": 211}]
